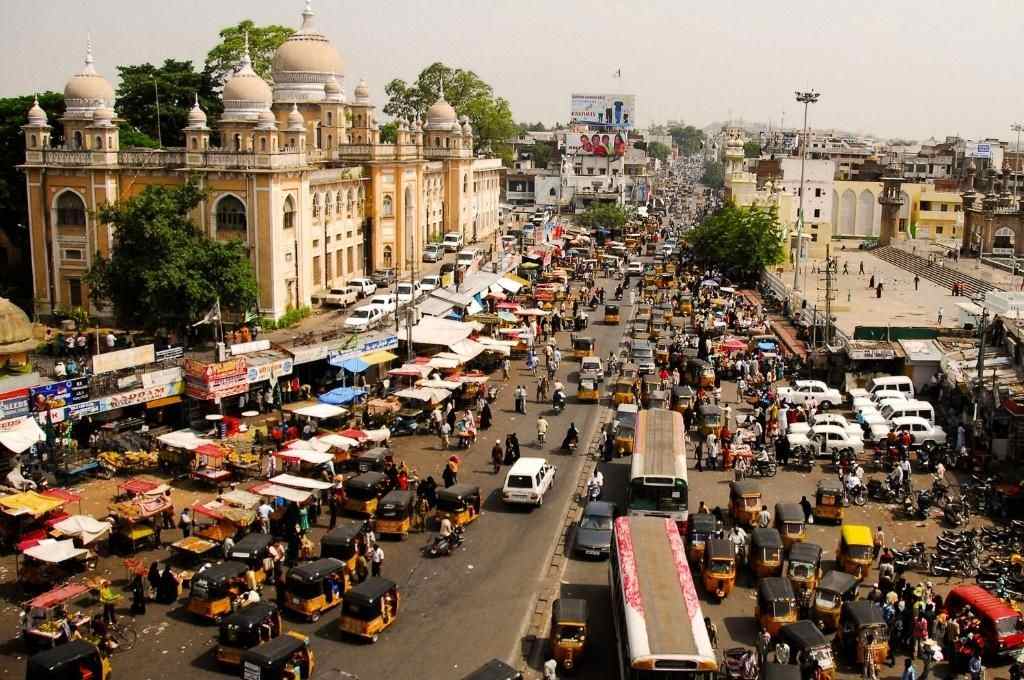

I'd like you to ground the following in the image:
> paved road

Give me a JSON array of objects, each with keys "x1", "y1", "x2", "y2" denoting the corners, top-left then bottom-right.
[{"x1": 0, "y1": 273, "x2": 625, "y2": 680}]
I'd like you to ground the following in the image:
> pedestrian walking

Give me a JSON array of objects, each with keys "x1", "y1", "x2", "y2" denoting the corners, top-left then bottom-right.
[
  {"x1": 902, "y1": 658, "x2": 918, "y2": 680},
  {"x1": 757, "y1": 628, "x2": 772, "y2": 668},
  {"x1": 914, "y1": 274, "x2": 920, "y2": 291},
  {"x1": 859, "y1": 261, "x2": 865, "y2": 275},
  {"x1": 863, "y1": 636, "x2": 879, "y2": 680},
  {"x1": 937, "y1": 307, "x2": 943, "y2": 325},
  {"x1": 439, "y1": 421, "x2": 451, "y2": 450},
  {"x1": 370, "y1": 543, "x2": 384, "y2": 577},
  {"x1": 502, "y1": 357, "x2": 511, "y2": 382},
  {"x1": 179, "y1": 508, "x2": 192, "y2": 538}
]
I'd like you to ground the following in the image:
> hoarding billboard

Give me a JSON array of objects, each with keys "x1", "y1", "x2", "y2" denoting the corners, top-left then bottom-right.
[
  {"x1": 563, "y1": 132, "x2": 629, "y2": 157},
  {"x1": 966, "y1": 142, "x2": 993, "y2": 159},
  {"x1": 569, "y1": 94, "x2": 636, "y2": 130}
]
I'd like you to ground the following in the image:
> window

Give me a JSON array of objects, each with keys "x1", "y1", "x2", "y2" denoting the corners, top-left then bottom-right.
[
  {"x1": 326, "y1": 235, "x2": 331, "y2": 243},
  {"x1": 382, "y1": 245, "x2": 393, "y2": 268},
  {"x1": 348, "y1": 246, "x2": 355, "y2": 274},
  {"x1": 549, "y1": 188, "x2": 557, "y2": 196},
  {"x1": 313, "y1": 255, "x2": 321, "y2": 284},
  {"x1": 283, "y1": 196, "x2": 295, "y2": 229},
  {"x1": 940, "y1": 204, "x2": 949, "y2": 212},
  {"x1": 936, "y1": 226, "x2": 944, "y2": 235},
  {"x1": 324, "y1": 192, "x2": 332, "y2": 217},
  {"x1": 73, "y1": 131, "x2": 83, "y2": 148},
  {"x1": 68, "y1": 279, "x2": 82, "y2": 307},
  {"x1": 312, "y1": 239, "x2": 319, "y2": 248},
  {"x1": 815, "y1": 188, "x2": 822, "y2": 198},
  {"x1": 813, "y1": 208, "x2": 821, "y2": 218},
  {"x1": 337, "y1": 250, "x2": 344, "y2": 276},
  {"x1": 285, "y1": 252, "x2": 293, "y2": 262},
  {"x1": 383, "y1": 195, "x2": 393, "y2": 217},
  {"x1": 312, "y1": 193, "x2": 321, "y2": 218},
  {"x1": 56, "y1": 192, "x2": 87, "y2": 226},
  {"x1": 326, "y1": 112, "x2": 333, "y2": 126},
  {"x1": 324, "y1": 254, "x2": 332, "y2": 281},
  {"x1": 215, "y1": 195, "x2": 247, "y2": 236},
  {"x1": 62, "y1": 248, "x2": 83, "y2": 261},
  {"x1": 347, "y1": 190, "x2": 355, "y2": 218},
  {"x1": 30, "y1": 134, "x2": 36, "y2": 146},
  {"x1": 260, "y1": 138, "x2": 267, "y2": 152}
]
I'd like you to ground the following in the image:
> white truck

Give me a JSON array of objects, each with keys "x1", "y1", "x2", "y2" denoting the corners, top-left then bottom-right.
[{"x1": 315, "y1": 286, "x2": 359, "y2": 309}]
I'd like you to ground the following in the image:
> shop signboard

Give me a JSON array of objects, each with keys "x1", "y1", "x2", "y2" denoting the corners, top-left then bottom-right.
[
  {"x1": 246, "y1": 358, "x2": 294, "y2": 383},
  {"x1": 155, "y1": 346, "x2": 184, "y2": 362},
  {"x1": 293, "y1": 334, "x2": 398, "y2": 366},
  {"x1": 184, "y1": 358, "x2": 248, "y2": 401},
  {"x1": 103, "y1": 381, "x2": 184, "y2": 411},
  {"x1": 142, "y1": 367, "x2": 184, "y2": 389},
  {"x1": 29, "y1": 378, "x2": 89, "y2": 413},
  {"x1": 325, "y1": 335, "x2": 399, "y2": 367},
  {"x1": 0, "y1": 416, "x2": 29, "y2": 433},
  {"x1": 92, "y1": 344, "x2": 156, "y2": 375},
  {"x1": 0, "y1": 387, "x2": 30, "y2": 421},
  {"x1": 230, "y1": 339, "x2": 271, "y2": 356}
]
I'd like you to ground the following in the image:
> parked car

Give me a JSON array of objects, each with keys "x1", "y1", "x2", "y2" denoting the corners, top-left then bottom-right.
[
  {"x1": 580, "y1": 356, "x2": 604, "y2": 382},
  {"x1": 348, "y1": 277, "x2": 377, "y2": 298},
  {"x1": 395, "y1": 282, "x2": 422, "y2": 305},
  {"x1": 502, "y1": 457, "x2": 556, "y2": 507},
  {"x1": 891, "y1": 416, "x2": 947, "y2": 451},
  {"x1": 627, "y1": 262, "x2": 644, "y2": 276},
  {"x1": 809, "y1": 413, "x2": 863, "y2": 439},
  {"x1": 420, "y1": 275, "x2": 441, "y2": 292},
  {"x1": 371, "y1": 269, "x2": 396, "y2": 288},
  {"x1": 313, "y1": 286, "x2": 359, "y2": 309},
  {"x1": 422, "y1": 243, "x2": 445, "y2": 263},
  {"x1": 442, "y1": 232, "x2": 463, "y2": 252},
  {"x1": 573, "y1": 501, "x2": 615, "y2": 558},
  {"x1": 344, "y1": 305, "x2": 384, "y2": 331},
  {"x1": 808, "y1": 424, "x2": 865, "y2": 457},
  {"x1": 368, "y1": 294, "x2": 397, "y2": 315},
  {"x1": 777, "y1": 380, "x2": 843, "y2": 410}
]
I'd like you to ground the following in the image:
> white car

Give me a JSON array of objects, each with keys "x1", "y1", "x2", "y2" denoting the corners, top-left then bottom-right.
[
  {"x1": 627, "y1": 262, "x2": 644, "y2": 276},
  {"x1": 419, "y1": 275, "x2": 441, "y2": 292},
  {"x1": 395, "y1": 282, "x2": 422, "y2": 305},
  {"x1": 809, "y1": 413, "x2": 863, "y2": 440},
  {"x1": 348, "y1": 277, "x2": 377, "y2": 298},
  {"x1": 777, "y1": 380, "x2": 843, "y2": 410},
  {"x1": 580, "y1": 356, "x2": 604, "y2": 382},
  {"x1": 502, "y1": 457, "x2": 556, "y2": 507},
  {"x1": 856, "y1": 410, "x2": 891, "y2": 443},
  {"x1": 870, "y1": 390, "x2": 907, "y2": 407},
  {"x1": 367, "y1": 294, "x2": 397, "y2": 315},
  {"x1": 809, "y1": 424, "x2": 865, "y2": 456},
  {"x1": 442, "y1": 232, "x2": 463, "y2": 252},
  {"x1": 343, "y1": 305, "x2": 384, "y2": 331},
  {"x1": 891, "y1": 416, "x2": 947, "y2": 450}
]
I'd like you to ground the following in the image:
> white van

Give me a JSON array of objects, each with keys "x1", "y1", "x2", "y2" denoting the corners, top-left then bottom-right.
[
  {"x1": 880, "y1": 399, "x2": 936, "y2": 425},
  {"x1": 502, "y1": 457, "x2": 557, "y2": 507},
  {"x1": 850, "y1": 375, "x2": 915, "y2": 402},
  {"x1": 456, "y1": 248, "x2": 480, "y2": 270}
]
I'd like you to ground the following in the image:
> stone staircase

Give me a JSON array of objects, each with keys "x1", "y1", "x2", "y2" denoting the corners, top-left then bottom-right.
[{"x1": 870, "y1": 246, "x2": 998, "y2": 299}]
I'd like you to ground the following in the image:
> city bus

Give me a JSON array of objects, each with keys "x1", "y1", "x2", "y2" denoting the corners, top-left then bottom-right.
[
  {"x1": 627, "y1": 408, "x2": 688, "y2": 525},
  {"x1": 610, "y1": 516, "x2": 718, "y2": 679}
]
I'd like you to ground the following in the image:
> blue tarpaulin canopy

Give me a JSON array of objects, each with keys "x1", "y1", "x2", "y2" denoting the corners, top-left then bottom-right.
[
  {"x1": 319, "y1": 386, "x2": 367, "y2": 405},
  {"x1": 332, "y1": 357, "x2": 369, "y2": 373}
]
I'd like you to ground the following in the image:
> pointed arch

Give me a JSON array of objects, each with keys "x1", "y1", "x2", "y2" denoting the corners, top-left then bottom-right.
[
  {"x1": 55, "y1": 190, "x2": 87, "y2": 227},
  {"x1": 214, "y1": 194, "x2": 247, "y2": 241},
  {"x1": 856, "y1": 189, "x2": 875, "y2": 236},
  {"x1": 283, "y1": 194, "x2": 296, "y2": 229}
]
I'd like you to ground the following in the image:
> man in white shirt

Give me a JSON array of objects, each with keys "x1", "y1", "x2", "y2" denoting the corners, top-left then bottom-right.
[{"x1": 258, "y1": 502, "x2": 273, "y2": 534}]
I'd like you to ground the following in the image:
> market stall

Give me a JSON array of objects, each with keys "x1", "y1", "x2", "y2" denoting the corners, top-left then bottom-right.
[{"x1": 107, "y1": 494, "x2": 171, "y2": 554}]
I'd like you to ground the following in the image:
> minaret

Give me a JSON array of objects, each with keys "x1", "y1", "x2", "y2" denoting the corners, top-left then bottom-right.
[
  {"x1": 23, "y1": 96, "x2": 52, "y2": 156},
  {"x1": 878, "y1": 164, "x2": 905, "y2": 246}
]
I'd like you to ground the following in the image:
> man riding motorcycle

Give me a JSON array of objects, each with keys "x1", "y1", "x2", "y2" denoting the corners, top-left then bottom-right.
[{"x1": 561, "y1": 422, "x2": 580, "y2": 451}]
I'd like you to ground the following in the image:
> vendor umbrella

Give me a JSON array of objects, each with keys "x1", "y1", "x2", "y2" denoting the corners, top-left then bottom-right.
[
  {"x1": 319, "y1": 386, "x2": 367, "y2": 406},
  {"x1": 700, "y1": 279, "x2": 720, "y2": 287},
  {"x1": 719, "y1": 337, "x2": 747, "y2": 352},
  {"x1": 337, "y1": 357, "x2": 369, "y2": 373}
]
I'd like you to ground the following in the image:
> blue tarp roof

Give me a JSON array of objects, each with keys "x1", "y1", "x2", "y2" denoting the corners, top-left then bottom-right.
[
  {"x1": 318, "y1": 386, "x2": 367, "y2": 405},
  {"x1": 334, "y1": 357, "x2": 369, "y2": 373}
]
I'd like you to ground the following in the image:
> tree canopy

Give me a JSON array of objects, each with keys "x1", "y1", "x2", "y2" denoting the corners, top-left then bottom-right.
[
  {"x1": 687, "y1": 203, "x2": 786, "y2": 281},
  {"x1": 668, "y1": 123, "x2": 705, "y2": 155},
  {"x1": 384, "y1": 62, "x2": 517, "y2": 161},
  {"x1": 701, "y1": 160, "x2": 725, "y2": 189},
  {"x1": 743, "y1": 141, "x2": 762, "y2": 158},
  {"x1": 576, "y1": 203, "x2": 629, "y2": 232},
  {"x1": 204, "y1": 20, "x2": 295, "y2": 85},
  {"x1": 518, "y1": 121, "x2": 547, "y2": 132},
  {"x1": 648, "y1": 141, "x2": 671, "y2": 162},
  {"x1": 85, "y1": 180, "x2": 257, "y2": 331},
  {"x1": 524, "y1": 142, "x2": 554, "y2": 169},
  {"x1": 115, "y1": 60, "x2": 221, "y2": 147}
]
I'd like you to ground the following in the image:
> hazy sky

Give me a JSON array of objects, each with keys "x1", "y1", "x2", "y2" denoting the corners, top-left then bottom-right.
[{"x1": 1, "y1": 0, "x2": 1020, "y2": 141}]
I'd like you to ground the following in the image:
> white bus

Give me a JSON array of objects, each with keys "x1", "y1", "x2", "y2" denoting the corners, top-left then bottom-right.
[
  {"x1": 610, "y1": 516, "x2": 718, "y2": 679},
  {"x1": 627, "y1": 408, "x2": 689, "y2": 527}
]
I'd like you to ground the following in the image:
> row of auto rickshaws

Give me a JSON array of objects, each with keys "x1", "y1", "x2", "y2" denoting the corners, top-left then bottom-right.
[{"x1": 728, "y1": 480, "x2": 853, "y2": 528}]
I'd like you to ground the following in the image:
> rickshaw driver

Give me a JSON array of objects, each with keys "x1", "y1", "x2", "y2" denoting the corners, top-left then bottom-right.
[
  {"x1": 729, "y1": 525, "x2": 748, "y2": 564},
  {"x1": 844, "y1": 469, "x2": 864, "y2": 496}
]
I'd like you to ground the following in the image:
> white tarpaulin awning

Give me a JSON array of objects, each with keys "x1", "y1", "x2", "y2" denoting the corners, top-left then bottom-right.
[
  {"x1": 290, "y1": 403, "x2": 347, "y2": 419},
  {"x1": 395, "y1": 387, "x2": 451, "y2": 403},
  {"x1": 52, "y1": 515, "x2": 112, "y2": 546},
  {"x1": 476, "y1": 337, "x2": 514, "y2": 355},
  {"x1": 409, "y1": 316, "x2": 481, "y2": 345},
  {"x1": 318, "y1": 433, "x2": 358, "y2": 450},
  {"x1": 0, "y1": 418, "x2": 45, "y2": 454},
  {"x1": 417, "y1": 378, "x2": 461, "y2": 389},
  {"x1": 286, "y1": 437, "x2": 332, "y2": 453},
  {"x1": 363, "y1": 428, "x2": 391, "y2": 442},
  {"x1": 496, "y1": 277, "x2": 524, "y2": 293},
  {"x1": 156, "y1": 429, "x2": 213, "y2": 451},
  {"x1": 428, "y1": 356, "x2": 460, "y2": 369},
  {"x1": 24, "y1": 539, "x2": 89, "y2": 563},
  {"x1": 275, "y1": 450, "x2": 335, "y2": 465},
  {"x1": 219, "y1": 489, "x2": 262, "y2": 509},
  {"x1": 449, "y1": 338, "x2": 485, "y2": 361},
  {"x1": 270, "y1": 473, "x2": 333, "y2": 490},
  {"x1": 251, "y1": 483, "x2": 313, "y2": 504}
]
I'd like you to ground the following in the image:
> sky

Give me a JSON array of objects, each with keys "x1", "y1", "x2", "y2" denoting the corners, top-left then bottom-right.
[{"x1": 1, "y1": 0, "x2": 1021, "y2": 142}]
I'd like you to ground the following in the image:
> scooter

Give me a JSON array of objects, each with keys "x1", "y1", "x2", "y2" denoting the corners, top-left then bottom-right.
[
  {"x1": 423, "y1": 526, "x2": 465, "y2": 558},
  {"x1": 553, "y1": 391, "x2": 567, "y2": 415}
]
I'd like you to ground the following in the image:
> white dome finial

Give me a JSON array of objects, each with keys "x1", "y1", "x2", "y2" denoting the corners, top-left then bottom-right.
[
  {"x1": 300, "y1": 0, "x2": 315, "y2": 32},
  {"x1": 82, "y1": 34, "x2": 97, "y2": 75},
  {"x1": 241, "y1": 31, "x2": 252, "y2": 68}
]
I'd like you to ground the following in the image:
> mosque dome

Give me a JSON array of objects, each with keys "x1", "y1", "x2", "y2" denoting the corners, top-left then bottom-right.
[
  {"x1": 222, "y1": 39, "x2": 273, "y2": 121},
  {"x1": 187, "y1": 96, "x2": 208, "y2": 127},
  {"x1": 272, "y1": 1, "x2": 344, "y2": 103},
  {"x1": 353, "y1": 78, "x2": 370, "y2": 103},
  {"x1": 257, "y1": 109, "x2": 278, "y2": 130},
  {"x1": 0, "y1": 298, "x2": 36, "y2": 355},
  {"x1": 287, "y1": 104, "x2": 306, "y2": 131},
  {"x1": 64, "y1": 41, "x2": 115, "y2": 115},
  {"x1": 425, "y1": 97, "x2": 458, "y2": 131},
  {"x1": 27, "y1": 97, "x2": 48, "y2": 126},
  {"x1": 93, "y1": 106, "x2": 115, "y2": 126}
]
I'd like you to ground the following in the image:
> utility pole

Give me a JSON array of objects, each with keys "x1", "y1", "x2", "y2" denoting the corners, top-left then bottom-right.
[
  {"x1": 1012, "y1": 123, "x2": 1023, "y2": 202},
  {"x1": 152, "y1": 75, "x2": 163, "y2": 148},
  {"x1": 792, "y1": 90, "x2": 820, "y2": 294},
  {"x1": 824, "y1": 243, "x2": 834, "y2": 346},
  {"x1": 974, "y1": 308, "x2": 989, "y2": 421}
]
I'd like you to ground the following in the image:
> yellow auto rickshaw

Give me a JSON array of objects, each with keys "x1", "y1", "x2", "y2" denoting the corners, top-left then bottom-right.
[
  {"x1": 343, "y1": 472, "x2": 391, "y2": 516},
  {"x1": 227, "y1": 532, "x2": 275, "y2": 586},
  {"x1": 375, "y1": 489, "x2": 415, "y2": 538},
  {"x1": 750, "y1": 528, "x2": 784, "y2": 578},
  {"x1": 755, "y1": 576, "x2": 798, "y2": 636},
  {"x1": 780, "y1": 621, "x2": 837, "y2": 680},
  {"x1": 702, "y1": 538, "x2": 736, "y2": 601},
  {"x1": 604, "y1": 304, "x2": 620, "y2": 325},
  {"x1": 283, "y1": 558, "x2": 348, "y2": 622},
  {"x1": 672, "y1": 386, "x2": 695, "y2": 415},
  {"x1": 814, "y1": 570, "x2": 859, "y2": 632},
  {"x1": 774, "y1": 503, "x2": 806, "y2": 549},
  {"x1": 26, "y1": 639, "x2": 111, "y2": 680},
  {"x1": 572, "y1": 336, "x2": 596, "y2": 360},
  {"x1": 550, "y1": 598, "x2": 588, "y2": 673},
  {"x1": 837, "y1": 525, "x2": 874, "y2": 580},
  {"x1": 216, "y1": 601, "x2": 282, "y2": 666},
  {"x1": 577, "y1": 378, "x2": 600, "y2": 403},
  {"x1": 729, "y1": 481, "x2": 761, "y2": 527},
  {"x1": 655, "y1": 339, "x2": 671, "y2": 365},
  {"x1": 614, "y1": 403, "x2": 638, "y2": 456},
  {"x1": 434, "y1": 484, "x2": 482, "y2": 528},
  {"x1": 240, "y1": 631, "x2": 315, "y2": 680},
  {"x1": 786, "y1": 542, "x2": 823, "y2": 606},
  {"x1": 645, "y1": 389, "x2": 670, "y2": 410},
  {"x1": 320, "y1": 519, "x2": 370, "y2": 572},
  {"x1": 610, "y1": 377, "x2": 636, "y2": 406},
  {"x1": 686, "y1": 512, "x2": 719, "y2": 564},
  {"x1": 339, "y1": 577, "x2": 399, "y2": 643},
  {"x1": 814, "y1": 479, "x2": 846, "y2": 524},
  {"x1": 837, "y1": 601, "x2": 889, "y2": 665},
  {"x1": 698, "y1": 404, "x2": 723, "y2": 438},
  {"x1": 678, "y1": 293, "x2": 693, "y2": 316},
  {"x1": 187, "y1": 560, "x2": 248, "y2": 622}
]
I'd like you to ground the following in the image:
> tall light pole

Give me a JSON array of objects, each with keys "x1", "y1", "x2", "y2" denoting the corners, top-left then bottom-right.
[
  {"x1": 152, "y1": 75, "x2": 163, "y2": 148},
  {"x1": 792, "y1": 89, "x2": 820, "y2": 293},
  {"x1": 1012, "y1": 123, "x2": 1023, "y2": 202}
]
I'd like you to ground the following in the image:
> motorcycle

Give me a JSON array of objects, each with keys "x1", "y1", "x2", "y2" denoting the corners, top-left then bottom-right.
[
  {"x1": 891, "y1": 542, "x2": 928, "y2": 572},
  {"x1": 749, "y1": 450, "x2": 777, "y2": 478},
  {"x1": 846, "y1": 483, "x2": 867, "y2": 507},
  {"x1": 903, "y1": 490, "x2": 934, "y2": 520},
  {"x1": 391, "y1": 415, "x2": 427, "y2": 437},
  {"x1": 423, "y1": 526, "x2": 465, "y2": 558},
  {"x1": 790, "y1": 448, "x2": 813, "y2": 472},
  {"x1": 553, "y1": 391, "x2": 567, "y2": 415},
  {"x1": 587, "y1": 480, "x2": 602, "y2": 502},
  {"x1": 944, "y1": 499, "x2": 971, "y2": 527},
  {"x1": 867, "y1": 478, "x2": 902, "y2": 503}
]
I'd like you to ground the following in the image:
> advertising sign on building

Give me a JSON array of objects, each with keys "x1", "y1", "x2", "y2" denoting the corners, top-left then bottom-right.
[
  {"x1": 0, "y1": 388, "x2": 30, "y2": 421},
  {"x1": 155, "y1": 346, "x2": 184, "y2": 362},
  {"x1": 184, "y1": 358, "x2": 248, "y2": 401},
  {"x1": 142, "y1": 367, "x2": 184, "y2": 389},
  {"x1": 563, "y1": 132, "x2": 628, "y2": 158},
  {"x1": 569, "y1": 94, "x2": 636, "y2": 130},
  {"x1": 92, "y1": 344, "x2": 156, "y2": 375},
  {"x1": 966, "y1": 142, "x2": 993, "y2": 159},
  {"x1": 246, "y1": 358, "x2": 294, "y2": 384},
  {"x1": 29, "y1": 378, "x2": 89, "y2": 413}
]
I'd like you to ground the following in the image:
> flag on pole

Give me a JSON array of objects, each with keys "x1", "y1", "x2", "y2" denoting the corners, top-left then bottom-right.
[
  {"x1": 192, "y1": 299, "x2": 221, "y2": 327},
  {"x1": 613, "y1": 68, "x2": 622, "y2": 78}
]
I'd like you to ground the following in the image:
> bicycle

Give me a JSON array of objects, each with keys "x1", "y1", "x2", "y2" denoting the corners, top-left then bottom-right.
[{"x1": 106, "y1": 618, "x2": 138, "y2": 653}]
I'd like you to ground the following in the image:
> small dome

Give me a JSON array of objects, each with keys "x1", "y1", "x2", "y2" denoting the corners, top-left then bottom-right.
[
  {"x1": 272, "y1": 2, "x2": 344, "y2": 82},
  {"x1": 412, "y1": 118, "x2": 422, "y2": 132},
  {"x1": 287, "y1": 103, "x2": 305, "y2": 131},
  {"x1": 27, "y1": 97, "x2": 47, "y2": 126},
  {"x1": 64, "y1": 41, "x2": 115, "y2": 112},
  {"x1": 223, "y1": 40, "x2": 273, "y2": 113},
  {"x1": 425, "y1": 97, "x2": 458, "y2": 131},
  {"x1": 187, "y1": 95, "x2": 208, "y2": 127},
  {"x1": 0, "y1": 298, "x2": 36, "y2": 355},
  {"x1": 257, "y1": 109, "x2": 278, "y2": 130},
  {"x1": 324, "y1": 75, "x2": 341, "y2": 95},
  {"x1": 354, "y1": 78, "x2": 370, "y2": 102},
  {"x1": 461, "y1": 119, "x2": 473, "y2": 137},
  {"x1": 93, "y1": 106, "x2": 115, "y2": 126}
]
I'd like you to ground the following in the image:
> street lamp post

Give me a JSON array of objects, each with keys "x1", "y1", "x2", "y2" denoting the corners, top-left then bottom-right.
[
  {"x1": 792, "y1": 90, "x2": 820, "y2": 294},
  {"x1": 152, "y1": 76, "x2": 162, "y2": 148}
]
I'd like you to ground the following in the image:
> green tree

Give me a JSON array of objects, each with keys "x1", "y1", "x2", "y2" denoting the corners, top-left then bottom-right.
[
  {"x1": 518, "y1": 121, "x2": 547, "y2": 132},
  {"x1": 576, "y1": 204, "x2": 629, "y2": 232},
  {"x1": 743, "y1": 141, "x2": 762, "y2": 158},
  {"x1": 379, "y1": 121, "x2": 398, "y2": 144},
  {"x1": 118, "y1": 124, "x2": 159, "y2": 149},
  {"x1": 383, "y1": 62, "x2": 518, "y2": 156},
  {"x1": 526, "y1": 142, "x2": 554, "y2": 169},
  {"x1": 688, "y1": 203, "x2": 786, "y2": 281},
  {"x1": 648, "y1": 141, "x2": 671, "y2": 162},
  {"x1": 85, "y1": 180, "x2": 257, "y2": 332},
  {"x1": 668, "y1": 123, "x2": 705, "y2": 155},
  {"x1": 115, "y1": 60, "x2": 221, "y2": 147},
  {"x1": 701, "y1": 160, "x2": 725, "y2": 189},
  {"x1": 204, "y1": 20, "x2": 295, "y2": 85}
]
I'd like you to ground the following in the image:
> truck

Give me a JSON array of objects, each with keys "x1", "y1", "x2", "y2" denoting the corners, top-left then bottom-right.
[{"x1": 313, "y1": 286, "x2": 359, "y2": 309}]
